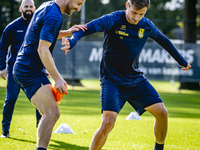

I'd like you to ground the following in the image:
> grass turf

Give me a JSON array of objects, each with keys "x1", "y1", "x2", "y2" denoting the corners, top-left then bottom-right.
[{"x1": 0, "y1": 78, "x2": 200, "y2": 150}]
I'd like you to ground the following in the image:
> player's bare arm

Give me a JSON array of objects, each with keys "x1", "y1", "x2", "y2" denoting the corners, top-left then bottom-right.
[
  {"x1": 37, "y1": 40, "x2": 67, "y2": 94},
  {"x1": 60, "y1": 23, "x2": 94, "y2": 54},
  {"x1": 57, "y1": 24, "x2": 87, "y2": 39}
]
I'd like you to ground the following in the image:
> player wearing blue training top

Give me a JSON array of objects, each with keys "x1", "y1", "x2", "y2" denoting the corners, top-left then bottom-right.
[
  {"x1": 13, "y1": 0, "x2": 87, "y2": 149},
  {"x1": 0, "y1": 0, "x2": 42, "y2": 138},
  {"x1": 61, "y1": 0, "x2": 191, "y2": 150}
]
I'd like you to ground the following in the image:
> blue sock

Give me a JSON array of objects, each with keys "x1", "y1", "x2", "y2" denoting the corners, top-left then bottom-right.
[
  {"x1": 154, "y1": 142, "x2": 164, "y2": 150},
  {"x1": 37, "y1": 147, "x2": 47, "y2": 150}
]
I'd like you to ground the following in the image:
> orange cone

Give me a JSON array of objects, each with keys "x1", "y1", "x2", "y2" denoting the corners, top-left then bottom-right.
[{"x1": 52, "y1": 85, "x2": 68, "y2": 105}]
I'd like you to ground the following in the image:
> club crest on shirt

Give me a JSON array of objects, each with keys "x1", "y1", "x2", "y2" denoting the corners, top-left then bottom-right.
[{"x1": 138, "y1": 28, "x2": 145, "y2": 38}]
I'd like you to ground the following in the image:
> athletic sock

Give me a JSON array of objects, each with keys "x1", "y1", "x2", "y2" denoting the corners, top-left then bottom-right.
[
  {"x1": 36, "y1": 147, "x2": 47, "y2": 150},
  {"x1": 154, "y1": 142, "x2": 164, "y2": 150}
]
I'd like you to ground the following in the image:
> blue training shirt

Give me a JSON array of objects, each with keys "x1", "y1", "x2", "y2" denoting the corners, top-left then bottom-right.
[
  {"x1": 0, "y1": 17, "x2": 29, "y2": 73},
  {"x1": 13, "y1": 1, "x2": 63, "y2": 74},
  {"x1": 69, "y1": 11, "x2": 188, "y2": 86}
]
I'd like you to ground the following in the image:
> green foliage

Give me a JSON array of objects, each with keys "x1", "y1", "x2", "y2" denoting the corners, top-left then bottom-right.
[
  {"x1": 0, "y1": 0, "x2": 19, "y2": 33},
  {"x1": 0, "y1": 78, "x2": 200, "y2": 149},
  {"x1": 146, "y1": 8, "x2": 182, "y2": 37},
  {"x1": 0, "y1": 0, "x2": 199, "y2": 40},
  {"x1": 0, "y1": 0, "x2": 46, "y2": 34},
  {"x1": 196, "y1": 0, "x2": 200, "y2": 39}
]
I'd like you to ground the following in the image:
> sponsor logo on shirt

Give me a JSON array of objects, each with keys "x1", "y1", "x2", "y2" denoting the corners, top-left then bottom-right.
[
  {"x1": 17, "y1": 30, "x2": 24, "y2": 32},
  {"x1": 120, "y1": 25, "x2": 126, "y2": 30},
  {"x1": 115, "y1": 25, "x2": 129, "y2": 39},
  {"x1": 138, "y1": 28, "x2": 145, "y2": 38},
  {"x1": 115, "y1": 30, "x2": 129, "y2": 36}
]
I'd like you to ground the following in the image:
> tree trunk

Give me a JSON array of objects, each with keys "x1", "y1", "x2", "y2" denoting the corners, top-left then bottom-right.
[
  {"x1": 181, "y1": 0, "x2": 200, "y2": 90},
  {"x1": 183, "y1": 0, "x2": 197, "y2": 43},
  {"x1": 10, "y1": 0, "x2": 15, "y2": 21}
]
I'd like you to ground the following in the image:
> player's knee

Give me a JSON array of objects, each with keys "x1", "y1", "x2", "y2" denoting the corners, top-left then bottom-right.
[
  {"x1": 45, "y1": 108, "x2": 60, "y2": 121},
  {"x1": 156, "y1": 107, "x2": 168, "y2": 119},
  {"x1": 5, "y1": 96, "x2": 17, "y2": 104},
  {"x1": 102, "y1": 116, "x2": 116, "y2": 132},
  {"x1": 4, "y1": 99, "x2": 16, "y2": 107},
  {"x1": 52, "y1": 109, "x2": 60, "y2": 121}
]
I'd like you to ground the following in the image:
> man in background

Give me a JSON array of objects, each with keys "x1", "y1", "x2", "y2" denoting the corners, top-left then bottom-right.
[{"x1": 0, "y1": 0, "x2": 42, "y2": 138}]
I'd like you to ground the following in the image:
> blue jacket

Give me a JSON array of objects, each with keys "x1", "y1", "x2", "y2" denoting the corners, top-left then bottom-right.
[{"x1": 0, "y1": 16, "x2": 29, "y2": 73}]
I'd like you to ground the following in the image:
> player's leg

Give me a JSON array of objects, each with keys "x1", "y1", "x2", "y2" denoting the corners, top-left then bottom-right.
[
  {"x1": 89, "y1": 80, "x2": 126, "y2": 150},
  {"x1": 90, "y1": 111, "x2": 117, "y2": 150},
  {"x1": 145, "y1": 102, "x2": 168, "y2": 148},
  {"x1": 31, "y1": 84, "x2": 60, "y2": 149},
  {"x1": 128, "y1": 79, "x2": 167, "y2": 150},
  {"x1": 1, "y1": 73, "x2": 20, "y2": 138}
]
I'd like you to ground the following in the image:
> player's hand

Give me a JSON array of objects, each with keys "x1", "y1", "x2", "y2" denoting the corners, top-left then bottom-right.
[
  {"x1": 54, "y1": 77, "x2": 68, "y2": 94},
  {"x1": 0, "y1": 69, "x2": 7, "y2": 80},
  {"x1": 180, "y1": 62, "x2": 191, "y2": 71},
  {"x1": 68, "y1": 24, "x2": 87, "y2": 34},
  {"x1": 61, "y1": 37, "x2": 70, "y2": 55}
]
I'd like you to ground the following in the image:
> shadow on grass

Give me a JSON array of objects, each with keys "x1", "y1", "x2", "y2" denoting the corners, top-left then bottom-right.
[
  {"x1": 8, "y1": 137, "x2": 36, "y2": 144},
  {"x1": 49, "y1": 140, "x2": 89, "y2": 150},
  {"x1": 7, "y1": 138, "x2": 89, "y2": 150}
]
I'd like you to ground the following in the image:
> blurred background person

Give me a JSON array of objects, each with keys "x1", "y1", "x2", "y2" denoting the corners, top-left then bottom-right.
[{"x1": 0, "y1": 0, "x2": 42, "y2": 138}]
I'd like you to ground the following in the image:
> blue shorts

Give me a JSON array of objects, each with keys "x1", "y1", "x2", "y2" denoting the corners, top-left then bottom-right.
[
  {"x1": 13, "y1": 72, "x2": 51, "y2": 101},
  {"x1": 100, "y1": 79, "x2": 162, "y2": 115}
]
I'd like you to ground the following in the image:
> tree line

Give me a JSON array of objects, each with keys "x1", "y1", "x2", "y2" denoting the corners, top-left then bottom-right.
[{"x1": 0, "y1": 0, "x2": 199, "y2": 41}]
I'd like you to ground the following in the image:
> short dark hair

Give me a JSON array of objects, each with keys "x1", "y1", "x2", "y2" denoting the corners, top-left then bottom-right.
[{"x1": 128, "y1": 0, "x2": 150, "y2": 9}]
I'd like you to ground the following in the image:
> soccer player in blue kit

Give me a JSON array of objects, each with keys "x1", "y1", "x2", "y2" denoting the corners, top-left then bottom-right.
[
  {"x1": 61, "y1": 0, "x2": 191, "y2": 149},
  {"x1": 13, "y1": 0, "x2": 87, "y2": 149},
  {"x1": 0, "y1": 0, "x2": 42, "y2": 138}
]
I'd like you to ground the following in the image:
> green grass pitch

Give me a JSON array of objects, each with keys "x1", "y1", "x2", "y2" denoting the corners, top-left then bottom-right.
[{"x1": 0, "y1": 78, "x2": 200, "y2": 150}]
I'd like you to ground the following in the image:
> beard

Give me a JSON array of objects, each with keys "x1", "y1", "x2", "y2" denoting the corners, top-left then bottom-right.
[
  {"x1": 23, "y1": 10, "x2": 33, "y2": 21},
  {"x1": 65, "y1": 3, "x2": 75, "y2": 15}
]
